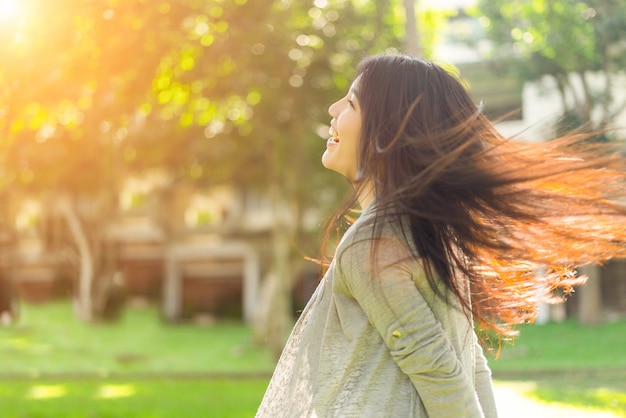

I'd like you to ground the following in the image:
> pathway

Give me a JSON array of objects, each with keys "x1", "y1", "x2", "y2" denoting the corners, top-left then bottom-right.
[{"x1": 494, "y1": 382, "x2": 621, "y2": 418}]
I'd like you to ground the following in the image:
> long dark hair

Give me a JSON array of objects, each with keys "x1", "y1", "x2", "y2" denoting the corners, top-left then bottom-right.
[{"x1": 324, "y1": 54, "x2": 626, "y2": 338}]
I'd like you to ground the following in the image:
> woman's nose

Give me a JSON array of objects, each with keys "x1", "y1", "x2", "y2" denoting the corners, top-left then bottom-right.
[{"x1": 328, "y1": 100, "x2": 338, "y2": 117}]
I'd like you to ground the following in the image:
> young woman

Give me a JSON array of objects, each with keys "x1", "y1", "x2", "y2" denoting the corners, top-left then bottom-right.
[{"x1": 256, "y1": 54, "x2": 626, "y2": 417}]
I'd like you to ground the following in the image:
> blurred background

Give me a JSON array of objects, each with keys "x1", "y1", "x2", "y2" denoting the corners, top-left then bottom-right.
[{"x1": 0, "y1": 0, "x2": 625, "y2": 417}]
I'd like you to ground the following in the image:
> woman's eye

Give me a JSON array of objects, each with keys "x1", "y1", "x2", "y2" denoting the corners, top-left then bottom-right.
[{"x1": 348, "y1": 100, "x2": 355, "y2": 109}]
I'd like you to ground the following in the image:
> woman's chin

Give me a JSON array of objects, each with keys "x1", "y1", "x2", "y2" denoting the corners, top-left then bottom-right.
[{"x1": 321, "y1": 152, "x2": 332, "y2": 169}]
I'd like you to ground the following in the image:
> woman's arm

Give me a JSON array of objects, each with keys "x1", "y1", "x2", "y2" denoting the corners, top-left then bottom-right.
[
  {"x1": 474, "y1": 333, "x2": 498, "y2": 417},
  {"x1": 337, "y1": 236, "x2": 488, "y2": 418}
]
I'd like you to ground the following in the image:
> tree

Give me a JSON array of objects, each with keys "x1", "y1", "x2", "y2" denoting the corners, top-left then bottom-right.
[
  {"x1": 475, "y1": 0, "x2": 626, "y2": 135},
  {"x1": 0, "y1": 0, "x2": 252, "y2": 320},
  {"x1": 237, "y1": 0, "x2": 405, "y2": 358}
]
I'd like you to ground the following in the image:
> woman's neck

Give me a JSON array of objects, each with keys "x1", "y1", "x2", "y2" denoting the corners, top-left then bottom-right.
[{"x1": 356, "y1": 181, "x2": 375, "y2": 210}]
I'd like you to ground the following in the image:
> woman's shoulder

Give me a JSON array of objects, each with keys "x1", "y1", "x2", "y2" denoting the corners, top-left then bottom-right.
[
  {"x1": 336, "y1": 210, "x2": 411, "y2": 263},
  {"x1": 336, "y1": 209, "x2": 379, "y2": 253}
]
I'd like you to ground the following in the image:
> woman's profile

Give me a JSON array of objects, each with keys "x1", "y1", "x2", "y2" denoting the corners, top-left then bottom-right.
[{"x1": 256, "y1": 54, "x2": 626, "y2": 417}]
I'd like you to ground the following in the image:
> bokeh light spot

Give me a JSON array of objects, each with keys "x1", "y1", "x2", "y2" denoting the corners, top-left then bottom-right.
[
  {"x1": 251, "y1": 43, "x2": 265, "y2": 55},
  {"x1": 246, "y1": 91, "x2": 261, "y2": 106},
  {"x1": 96, "y1": 384, "x2": 136, "y2": 399},
  {"x1": 29, "y1": 385, "x2": 67, "y2": 399}
]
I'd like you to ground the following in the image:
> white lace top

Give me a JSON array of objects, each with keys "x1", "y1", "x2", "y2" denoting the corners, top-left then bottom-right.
[{"x1": 256, "y1": 204, "x2": 498, "y2": 418}]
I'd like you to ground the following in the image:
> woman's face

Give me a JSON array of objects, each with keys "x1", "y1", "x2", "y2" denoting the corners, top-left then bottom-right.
[{"x1": 322, "y1": 79, "x2": 362, "y2": 182}]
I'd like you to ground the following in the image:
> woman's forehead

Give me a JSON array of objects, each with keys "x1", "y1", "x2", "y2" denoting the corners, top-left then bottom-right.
[{"x1": 349, "y1": 75, "x2": 361, "y2": 95}]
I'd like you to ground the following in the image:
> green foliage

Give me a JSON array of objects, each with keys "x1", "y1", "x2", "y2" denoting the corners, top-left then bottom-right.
[
  {"x1": 476, "y1": 0, "x2": 626, "y2": 75},
  {"x1": 478, "y1": 0, "x2": 596, "y2": 71},
  {"x1": 475, "y1": 0, "x2": 626, "y2": 133},
  {"x1": 0, "y1": 0, "x2": 427, "y2": 228}
]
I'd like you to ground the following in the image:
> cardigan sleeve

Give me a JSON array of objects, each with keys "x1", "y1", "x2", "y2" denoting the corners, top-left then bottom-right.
[
  {"x1": 337, "y1": 236, "x2": 488, "y2": 418},
  {"x1": 474, "y1": 334, "x2": 498, "y2": 418}
]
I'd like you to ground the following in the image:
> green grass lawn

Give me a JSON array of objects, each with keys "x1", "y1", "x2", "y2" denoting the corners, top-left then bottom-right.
[
  {"x1": 0, "y1": 302, "x2": 273, "y2": 418},
  {"x1": 0, "y1": 379, "x2": 269, "y2": 418},
  {"x1": 0, "y1": 302, "x2": 275, "y2": 376},
  {"x1": 0, "y1": 301, "x2": 625, "y2": 417},
  {"x1": 490, "y1": 319, "x2": 626, "y2": 372},
  {"x1": 488, "y1": 320, "x2": 626, "y2": 416}
]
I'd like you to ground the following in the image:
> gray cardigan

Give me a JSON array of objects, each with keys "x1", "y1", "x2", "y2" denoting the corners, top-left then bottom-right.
[{"x1": 257, "y1": 204, "x2": 498, "y2": 417}]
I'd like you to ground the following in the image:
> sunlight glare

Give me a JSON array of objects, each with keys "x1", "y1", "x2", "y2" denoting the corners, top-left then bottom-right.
[{"x1": 0, "y1": 0, "x2": 20, "y2": 21}]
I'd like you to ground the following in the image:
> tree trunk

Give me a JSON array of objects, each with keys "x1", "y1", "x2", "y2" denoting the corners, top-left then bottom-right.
[
  {"x1": 577, "y1": 265, "x2": 602, "y2": 326},
  {"x1": 577, "y1": 71, "x2": 593, "y2": 122},
  {"x1": 57, "y1": 197, "x2": 94, "y2": 321},
  {"x1": 403, "y1": 0, "x2": 421, "y2": 56},
  {"x1": 599, "y1": 18, "x2": 614, "y2": 127},
  {"x1": 252, "y1": 184, "x2": 294, "y2": 360},
  {"x1": 554, "y1": 75, "x2": 569, "y2": 115}
]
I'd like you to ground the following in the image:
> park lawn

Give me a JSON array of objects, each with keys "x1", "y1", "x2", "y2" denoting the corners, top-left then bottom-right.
[
  {"x1": 0, "y1": 301, "x2": 275, "y2": 376},
  {"x1": 0, "y1": 302, "x2": 272, "y2": 418},
  {"x1": 489, "y1": 319, "x2": 626, "y2": 416},
  {"x1": 0, "y1": 378, "x2": 269, "y2": 418},
  {"x1": 0, "y1": 302, "x2": 625, "y2": 417},
  {"x1": 489, "y1": 319, "x2": 626, "y2": 372}
]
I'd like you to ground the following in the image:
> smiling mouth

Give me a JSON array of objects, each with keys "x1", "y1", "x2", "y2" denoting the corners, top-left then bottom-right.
[{"x1": 329, "y1": 127, "x2": 340, "y2": 143}]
